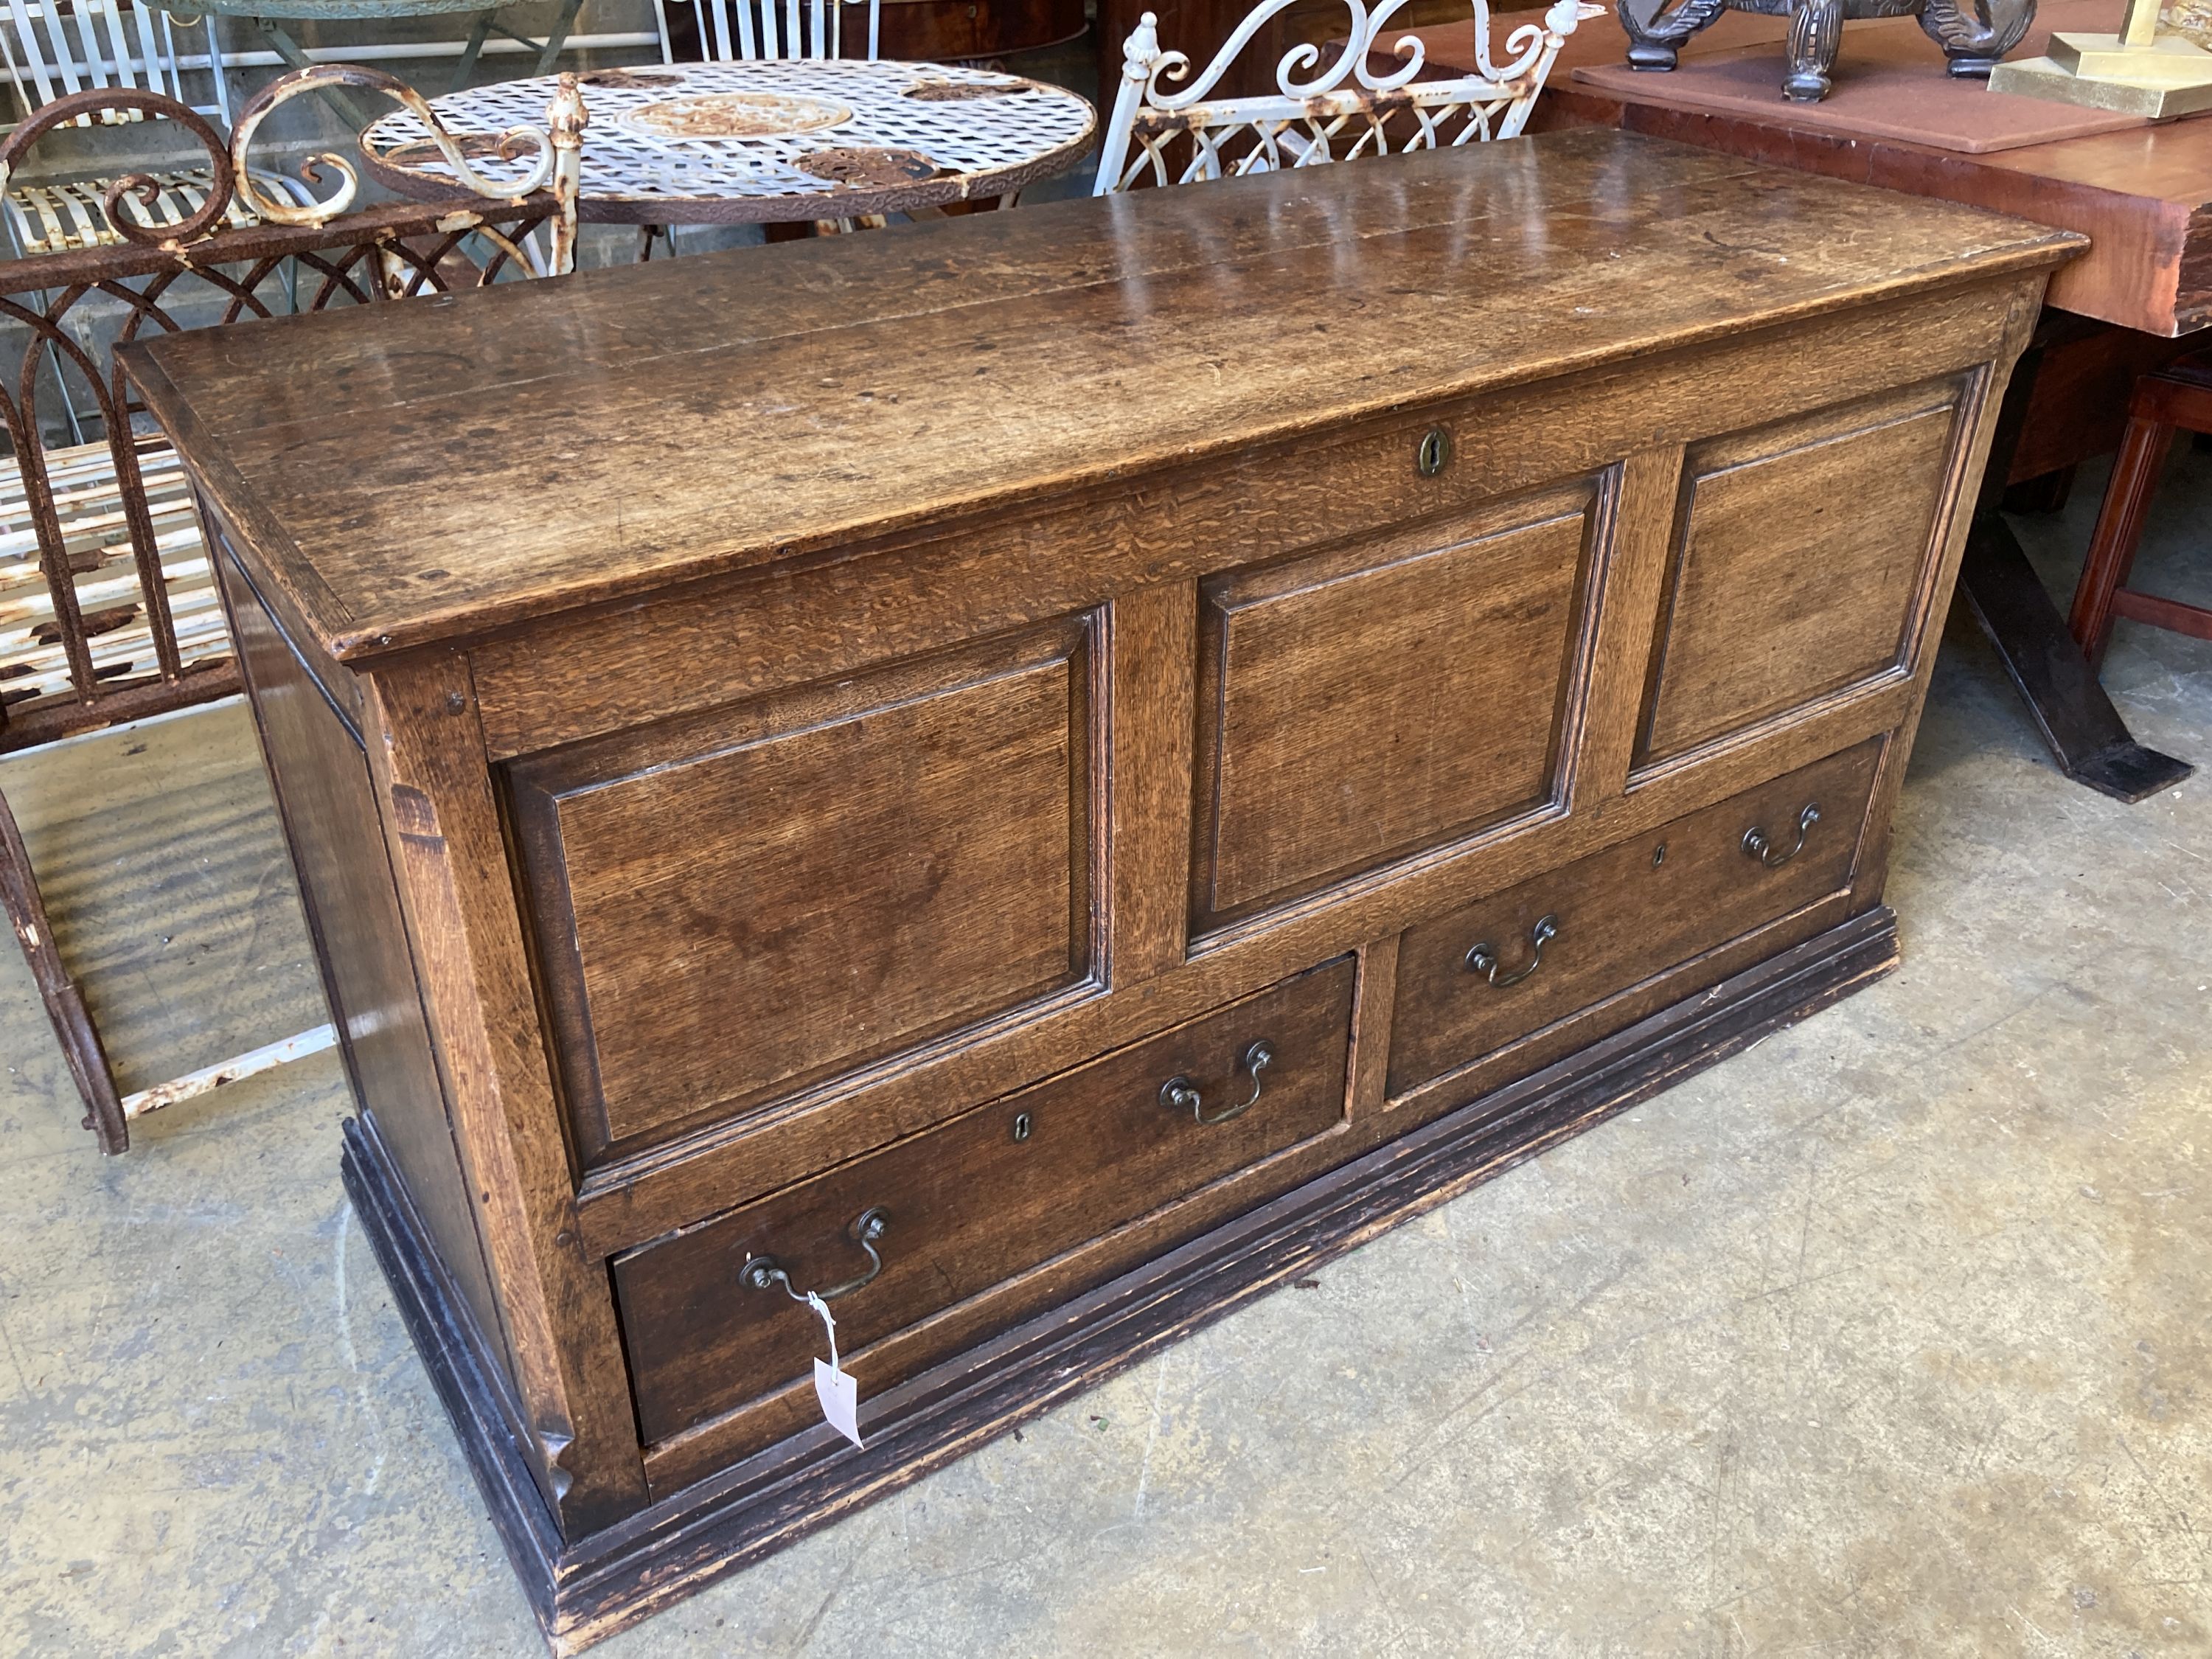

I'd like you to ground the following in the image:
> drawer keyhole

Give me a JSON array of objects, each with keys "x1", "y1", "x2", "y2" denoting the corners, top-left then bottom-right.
[
  {"x1": 1416, "y1": 426, "x2": 1452, "y2": 478},
  {"x1": 1011, "y1": 1111, "x2": 1033, "y2": 1143}
]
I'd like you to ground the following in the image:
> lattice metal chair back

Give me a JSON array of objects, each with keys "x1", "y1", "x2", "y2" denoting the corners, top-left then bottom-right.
[
  {"x1": 1094, "y1": 0, "x2": 1601, "y2": 193},
  {"x1": 0, "y1": 0, "x2": 225, "y2": 118},
  {"x1": 0, "y1": 0, "x2": 257, "y2": 256},
  {"x1": 653, "y1": 0, "x2": 881, "y2": 62},
  {"x1": 0, "y1": 66, "x2": 587, "y2": 1152}
]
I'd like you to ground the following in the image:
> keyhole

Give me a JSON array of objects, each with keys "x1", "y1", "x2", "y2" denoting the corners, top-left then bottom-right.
[
  {"x1": 1416, "y1": 427, "x2": 1451, "y2": 478},
  {"x1": 1011, "y1": 1111, "x2": 1032, "y2": 1143},
  {"x1": 1652, "y1": 842, "x2": 1667, "y2": 868}
]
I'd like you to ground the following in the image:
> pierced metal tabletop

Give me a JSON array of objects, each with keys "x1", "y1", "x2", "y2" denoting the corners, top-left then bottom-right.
[{"x1": 360, "y1": 60, "x2": 1097, "y2": 224}]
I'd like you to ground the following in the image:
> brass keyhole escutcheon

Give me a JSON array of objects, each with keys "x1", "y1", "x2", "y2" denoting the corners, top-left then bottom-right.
[
  {"x1": 1012, "y1": 1111, "x2": 1033, "y2": 1143},
  {"x1": 1416, "y1": 427, "x2": 1452, "y2": 478}
]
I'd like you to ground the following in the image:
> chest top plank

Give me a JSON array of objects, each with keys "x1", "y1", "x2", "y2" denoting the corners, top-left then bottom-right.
[{"x1": 122, "y1": 127, "x2": 2076, "y2": 664}]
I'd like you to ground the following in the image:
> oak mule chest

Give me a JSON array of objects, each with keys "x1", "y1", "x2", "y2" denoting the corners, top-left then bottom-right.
[{"x1": 126, "y1": 131, "x2": 2074, "y2": 1651}]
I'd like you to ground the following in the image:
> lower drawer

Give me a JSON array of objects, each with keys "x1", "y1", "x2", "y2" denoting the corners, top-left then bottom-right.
[
  {"x1": 614, "y1": 955, "x2": 1355, "y2": 1447},
  {"x1": 1387, "y1": 738, "x2": 1883, "y2": 1098}
]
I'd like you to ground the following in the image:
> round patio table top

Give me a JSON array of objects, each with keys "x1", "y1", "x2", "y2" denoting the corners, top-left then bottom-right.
[{"x1": 359, "y1": 59, "x2": 1098, "y2": 224}]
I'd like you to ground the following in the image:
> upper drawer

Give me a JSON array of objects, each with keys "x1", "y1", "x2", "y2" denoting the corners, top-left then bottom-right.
[
  {"x1": 612, "y1": 955, "x2": 1354, "y2": 1450},
  {"x1": 1388, "y1": 738, "x2": 1882, "y2": 1099},
  {"x1": 504, "y1": 617, "x2": 1100, "y2": 1166}
]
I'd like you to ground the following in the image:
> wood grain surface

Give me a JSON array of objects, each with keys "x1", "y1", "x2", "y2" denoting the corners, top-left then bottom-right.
[
  {"x1": 615, "y1": 956, "x2": 1354, "y2": 1455},
  {"x1": 122, "y1": 130, "x2": 2078, "y2": 661},
  {"x1": 504, "y1": 619, "x2": 1095, "y2": 1164},
  {"x1": 1639, "y1": 380, "x2": 1964, "y2": 762},
  {"x1": 162, "y1": 131, "x2": 2070, "y2": 1649},
  {"x1": 1400, "y1": 4, "x2": 2203, "y2": 335},
  {"x1": 1388, "y1": 737, "x2": 1881, "y2": 1096},
  {"x1": 1193, "y1": 479, "x2": 1597, "y2": 927}
]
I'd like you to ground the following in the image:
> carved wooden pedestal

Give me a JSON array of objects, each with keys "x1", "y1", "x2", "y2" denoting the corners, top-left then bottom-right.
[{"x1": 125, "y1": 131, "x2": 2075, "y2": 1652}]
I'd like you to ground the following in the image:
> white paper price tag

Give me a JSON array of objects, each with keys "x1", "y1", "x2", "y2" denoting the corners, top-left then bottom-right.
[
  {"x1": 803, "y1": 1291, "x2": 865, "y2": 1450},
  {"x1": 814, "y1": 1358, "x2": 862, "y2": 1447}
]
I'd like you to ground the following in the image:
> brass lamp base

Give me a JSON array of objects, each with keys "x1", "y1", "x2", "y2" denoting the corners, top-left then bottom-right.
[{"x1": 1989, "y1": 32, "x2": 2212, "y2": 116}]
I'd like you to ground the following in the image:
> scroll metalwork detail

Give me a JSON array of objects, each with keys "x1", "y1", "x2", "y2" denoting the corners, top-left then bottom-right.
[
  {"x1": 0, "y1": 77, "x2": 581, "y2": 760},
  {"x1": 1096, "y1": 0, "x2": 1601, "y2": 194},
  {"x1": 0, "y1": 91, "x2": 235, "y2": 251},
  {"x1": 229, "y1": 65, "x2": 577, "y2": 229}
]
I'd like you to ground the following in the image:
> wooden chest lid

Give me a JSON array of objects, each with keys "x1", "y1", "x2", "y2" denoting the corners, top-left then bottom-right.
[{"x1": 123, "y1": 128, "x2": 2078, "y2": 663}]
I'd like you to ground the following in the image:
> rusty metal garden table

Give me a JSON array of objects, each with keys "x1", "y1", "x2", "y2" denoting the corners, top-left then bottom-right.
[{"x1": 360, "y1": 59, "x2": 1096, "y2": 223}]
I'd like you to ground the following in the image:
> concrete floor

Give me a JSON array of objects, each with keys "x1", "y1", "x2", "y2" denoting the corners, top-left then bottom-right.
[{"x1": 0, "y1": 446, "x2": 2208, "y2": 1658}]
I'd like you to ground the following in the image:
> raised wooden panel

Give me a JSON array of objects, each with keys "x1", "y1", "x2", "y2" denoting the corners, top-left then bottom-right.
[
  {"x1": 506, "y1": 620, "x2": 1099, "y2": 1166},
  {"x1": 1192, "y1": 478, "x2": 1604, "y2": 934},
  {"x1": 1638, "y1": 380, "x2": 1965, "y2": 766}
]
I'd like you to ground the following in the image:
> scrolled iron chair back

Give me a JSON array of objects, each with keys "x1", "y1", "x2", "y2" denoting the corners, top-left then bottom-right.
[
  {"x1": 0, "y1": 66, "x2": 586, "y2": 751},
  {"x1": 1093, "y1": 0, "x2": 1602, "y2": 193},
  {"x1": 229, "y1": 63, "x2": 587, "y2": 272}
]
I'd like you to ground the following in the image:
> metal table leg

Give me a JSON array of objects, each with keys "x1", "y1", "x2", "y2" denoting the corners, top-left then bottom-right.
[
  {"x1": 1956, "y1": 324, "x2": 2196, "y2": 803},
  {"x1": 254, "y1": 15, "x2": 380, "y2": 128},
  {"x1": 451, "y1": 0, "x2": 587, "y2": 90}
]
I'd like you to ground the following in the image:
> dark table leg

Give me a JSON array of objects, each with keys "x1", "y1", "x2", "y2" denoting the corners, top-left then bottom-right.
[
  {"x1": 450, "y1": 0, "x2": 587, "y2": 91},
  {"x1": 1956, "y1": 324, "x2": 2195, "y2": 803},
  {"x1": 255, "y1": 16, "x2": 379, "y2": 129}
]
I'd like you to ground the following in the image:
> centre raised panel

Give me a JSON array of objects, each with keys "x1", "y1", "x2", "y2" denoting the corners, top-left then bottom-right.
[
  {"x1": 505, "y1": 619, "x2": 1098, "y2": 1166},
  {"x1": 1190, "y1": 476, "x2": 1605, "y2": 934}
]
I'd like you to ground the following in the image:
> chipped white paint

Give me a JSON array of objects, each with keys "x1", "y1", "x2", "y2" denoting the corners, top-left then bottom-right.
[
  {"x1": 1094, "y1": 0, "x2": 1601, "y2": 193},
  {"x1": 120, "y1": 1021, "x2": 335, "y2": 1119},
  {"x1": 0, "y1": 439, "x2": 226, "y2": 706}
]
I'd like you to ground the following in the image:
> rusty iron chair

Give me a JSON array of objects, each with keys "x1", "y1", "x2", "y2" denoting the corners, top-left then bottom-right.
[
  {"x1": 1093, "y1": 0, "x2": 1599, "y2": 193},
  {"x1": 0, "y1": 64, "x2": 585, "y2": 1151},
  {"x1": 2068, "y1": 350, "x2": 2212, "y2": 670}
]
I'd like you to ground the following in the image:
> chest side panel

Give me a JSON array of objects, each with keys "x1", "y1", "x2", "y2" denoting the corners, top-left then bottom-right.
[{"x1": 218, "y1": 544, "x2": 517, "y2": 1398}]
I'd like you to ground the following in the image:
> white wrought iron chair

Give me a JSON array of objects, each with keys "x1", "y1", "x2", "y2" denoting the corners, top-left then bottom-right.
[
  {"x1": 653, "y1": 0, "x2": 881, "y2": 61},
  {"x1": 1094, "y1": 0, "x2": 1601, "y2": 193}
]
